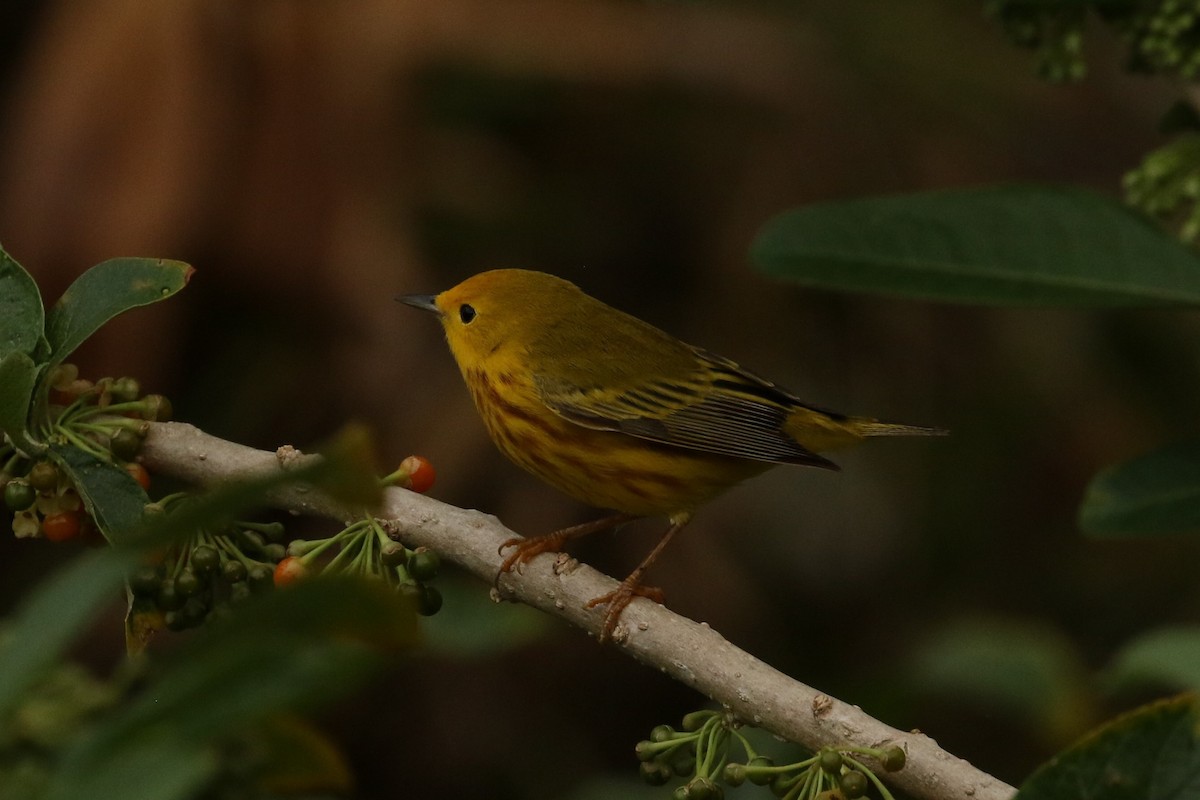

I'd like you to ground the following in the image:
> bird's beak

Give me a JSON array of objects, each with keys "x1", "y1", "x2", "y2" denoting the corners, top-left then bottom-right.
[{"x1": 397, "y1": 294, "x2": 441, "y2": 315}]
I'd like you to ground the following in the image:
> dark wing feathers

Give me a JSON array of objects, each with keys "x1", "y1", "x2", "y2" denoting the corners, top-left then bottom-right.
[{"x1": 536, "y1": 349, "x2": 839, "y2": 470}]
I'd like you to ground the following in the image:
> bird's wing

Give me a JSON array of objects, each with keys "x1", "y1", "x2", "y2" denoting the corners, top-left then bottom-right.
[{"x1": 534, "y1": 349, "x2": 838, "y2": 469}]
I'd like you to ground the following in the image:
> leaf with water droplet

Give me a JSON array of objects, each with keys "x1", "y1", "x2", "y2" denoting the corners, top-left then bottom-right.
[{"x1": 44, "y1": 258, "x2": 193, "y2": 366}]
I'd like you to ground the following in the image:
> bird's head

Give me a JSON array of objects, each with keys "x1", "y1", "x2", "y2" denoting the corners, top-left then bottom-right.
[{"x1": 400, "y1": 269, "x2": 582, "y2": 369}]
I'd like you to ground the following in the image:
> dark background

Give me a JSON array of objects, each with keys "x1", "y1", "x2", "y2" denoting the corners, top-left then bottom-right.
[{"x1": 2, "y1": 2, "x2": 1198, "y2": 797}]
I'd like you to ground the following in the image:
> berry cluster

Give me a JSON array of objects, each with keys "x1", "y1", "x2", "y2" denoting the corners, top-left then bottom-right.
[
  {"x1": 1, "y1": 364, "x2": 166, "y2": 543},
  {"x1": 636, "y1": 710, "x2": 905, "y2": 800},
  {"x1": 989, "y1": 0, "x2": 1200, "y2": 82},
  {"x1": 128, "y1": 511, "x2": 292, "y2": 631},
  {"x1": 1122, "y1": 0, "x2": 1200, "y2": 79},
  {"x1": 1125, "y1": 131, "x2": 1200, "y2": 241},
  {"x1": 127, "y1": 454, "x2": 443, "y2": 631},
  {"x1": 283, "y1": 516, "x2": 443, "y2": 616},
  {"x1": 988, "y1": 0, "x2": 1088, "y2": 82}
]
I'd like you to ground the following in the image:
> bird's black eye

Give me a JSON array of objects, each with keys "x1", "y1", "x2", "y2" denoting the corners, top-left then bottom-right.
[{"x1": 459, "y1": 304, "x2": 477, "y2": 324}]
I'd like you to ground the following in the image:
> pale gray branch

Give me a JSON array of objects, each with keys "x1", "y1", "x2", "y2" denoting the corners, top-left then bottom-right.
[{"x1": 140, "y1": 421, "x2": 1015, "y2": 800}]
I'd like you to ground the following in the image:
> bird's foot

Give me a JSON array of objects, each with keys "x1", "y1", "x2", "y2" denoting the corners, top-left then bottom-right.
[
  {"x1": 586, "y1": 579, "x2": 666, "y2": 642},
  {"x1": 495, "y1": 532, "x2": 571, "y2": 583}
]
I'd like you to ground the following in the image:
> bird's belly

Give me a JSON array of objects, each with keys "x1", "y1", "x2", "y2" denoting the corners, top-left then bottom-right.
[{"x1": 467, "y1": 372, "x2": 767, "y2": 516}]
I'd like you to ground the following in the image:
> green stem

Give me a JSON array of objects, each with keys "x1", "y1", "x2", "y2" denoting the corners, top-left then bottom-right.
[
  {"x1": 698, "y1": 720, "x2": 724, "y2": 777},
  {"x1": 72, "y1": 399, "x2": 147, "y2": 419},
  {"x1": 730, "y1": 729, "x2": 757, "y2": 762},
  {"x1": 324, "y1": 532, "x2": 363, "y2": 574},
  {"x1": 843, "y1": 755, "x2": 895, "y2": 800},
  {"x1": 55, "y1": 426, "x2": 108, "y2": 460}
]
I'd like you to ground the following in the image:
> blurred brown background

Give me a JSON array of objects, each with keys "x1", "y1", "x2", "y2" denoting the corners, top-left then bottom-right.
[{"x1": 4, "y1": 1, "x2": 1200, "y2": 797}]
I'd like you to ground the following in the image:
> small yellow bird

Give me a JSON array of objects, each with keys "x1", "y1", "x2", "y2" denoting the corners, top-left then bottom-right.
[{"x1": 402, "y1": 269, "x2": 943, "y2": 639}]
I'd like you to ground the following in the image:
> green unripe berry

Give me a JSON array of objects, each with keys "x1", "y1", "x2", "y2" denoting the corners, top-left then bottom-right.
[
  {"x1": 4, "y1": 480, "x2": 35, "y2": 512},
  {"x1": 110, "y1": 376, "x2": 141, "y2": 402},
  {"x1": 176, "y1": 570, "x2": 204, "y2": 597},
  {"x1": 407, "y1": 548, "x2": 440, "y2": 581},
  {"x1": 222, "y1": 560, "x2": 247, "y2": 582},
  {"x1": 28, "y1": 462, "x2": 59, "y2": 493},
  {"x1": 262, "y1": 543, "x2": 286, "y2": 562},
  {"x1": 157, "y1": 579, "x2": 185, "y2": 611},
  {"x1": 639, "y1": 760, "x2": 672, "y2": 786},
  {"x1": 129, "y1": 565, "x2": 162, "y2": 596},
  {"x1": 238, "y1": 529, "x2": 266, "y2": 552},
  {"x1": 681, "y1": 710, "x2": 711, "y2": 732},
  {"x1": 881, "y1": 746, "x2": 906, "y2": 772},
  {"x1": 191, "y1": 545, "x2": 220, "y2": 574},
  {"x1": 141, "y1": 394, "x2": 173, "y2": 422},
  {"x1": 650, "y1": 724, "x2": 675, "y2": 743},
  {"x1": 819, "y1": 748, "x2": 843, "y2": 774},
  {"x1": 746, "y1": 756, "x2": 775, "y2": 786},
  {"x1": 229, "y1": 581, "x2": 252, "y2": 603},
  {"x1": 181, "y1": 596, "x2": 209, "y2": 626},
  {"x1": 686, "y1": 777, "x2": 721, "y2": 800},
  {"x1": 839, "y1": 771, "x2": 868, "y2": 799},
  {"x1": 110, "y1": 428, "x2": 144, "y2": 461},
  {"x1": 417, "y1": 585, "x2": 443, "y2": 616},
  {"x1": 635, "y1": 740, "x2": 657, "y2": 762},
  {"x1": 381, "y1": 541, "x2": 407, "y2": 567},
  {"x1": 672, "y1": 786, "x2": 690, "y2": 800},
  {"x1": 722, "y1": 763, "x2": 746, "y2": 787},
  {"x1": 248, "y1": 564, "x2": 273, "y2": 592},
  {"x1": 259, "y1": 521, "x2": 286, "y2": 542}
]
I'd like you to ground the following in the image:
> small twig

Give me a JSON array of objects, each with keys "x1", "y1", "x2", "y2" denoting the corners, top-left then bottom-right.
[{"x1": 140, "y1": 421, "x2": 1015, "y2": 800}]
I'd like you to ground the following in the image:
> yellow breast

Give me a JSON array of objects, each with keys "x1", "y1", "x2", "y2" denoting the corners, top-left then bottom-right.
[{"x1": 462, "y1": 366, "x2": 766, "y2": 517}]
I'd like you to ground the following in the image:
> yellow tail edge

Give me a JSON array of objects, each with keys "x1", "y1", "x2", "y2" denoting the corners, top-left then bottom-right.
[{"x1": 852, "y1": 420, "x2": 949, "y2": 438}]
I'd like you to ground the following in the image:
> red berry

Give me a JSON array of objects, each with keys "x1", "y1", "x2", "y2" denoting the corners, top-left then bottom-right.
[
  {"x1": 273, "y1": 556, "x2": 308, "y2": 587},
  {"x1": 126, "y1": 462, "x2": 151, "y2": 491},
  {"x1": 400, "y1": 455, "x2": 436, "y2": 494},
  {"x1": 42, "y1": 511, "x2": 82, "y2": 542}
]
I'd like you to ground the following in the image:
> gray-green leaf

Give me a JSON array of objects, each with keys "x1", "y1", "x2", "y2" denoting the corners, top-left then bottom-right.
[
  {"x1": 44, "y1": 257, "x2": 193, "y2": 365},
  {"x1": 1079, "y1": 440, "x2": 1200, "y2": 537},
  {"x1": 753, "y1": 185, "x2": 1200, "y2": 306},
  {"x1": 0, "y1": 247, "x2": 45, "y2": 360}
]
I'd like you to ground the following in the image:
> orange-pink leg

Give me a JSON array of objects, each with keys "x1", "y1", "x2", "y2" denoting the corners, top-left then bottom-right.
[
  {"x1": 587, "y1": 514, "x2": 690, "y2": 642},
  {"x1": 495, "y1": 513, "x2": 637, "y2": 587}
]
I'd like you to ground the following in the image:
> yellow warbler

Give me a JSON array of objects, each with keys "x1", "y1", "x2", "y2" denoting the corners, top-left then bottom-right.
[{"x1": 402, "y1": 269, "x2": 943, "y2": 639}]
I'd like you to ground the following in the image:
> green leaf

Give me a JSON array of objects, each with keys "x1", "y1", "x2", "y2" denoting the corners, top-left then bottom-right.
[
  {"x1": 909, "y1": 617, "x2": 1091, "y2": 746},
  {"x1": 752, "y1": 185, "x2": 1200, "y2": 306},
  {"x1": 1107, "y1": 627, "x2": 1200, "y2": 694},
  {"x1": 0, "y1": 351, "x2": 38, "y2": 444},
  {"x1": 0, "y1": 444, "x2": 364, "y2": 725},
  {"x1": 1017, "y1": 694, "x2": 1200, "y2": 799},
  {"x1": 43, "y1": 257, "x2": 193, "y2": 365},
  {"x1": 50, "y1": 579, "x2": 415, "y2": 797},
  {"x1": 1079, "y1": 440, "x2": 1200, "y2": 537},
  {"x1": 44, "y1": 733, "x2": 219, "y2": 800},
  {"x1": 0, "y1": 247, "x2": 45, "y2": 360},
  {"x1": 0, "y1": 546, "x2": 137, "y2": 721},
  {"x1": 47, "y1": 442, "x2": 148, "y2": 545}
]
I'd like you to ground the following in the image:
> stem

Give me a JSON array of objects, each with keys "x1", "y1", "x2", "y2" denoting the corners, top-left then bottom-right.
[
  {"x1": 324, "y1": 531, "x2": 364, "y2": 574},
  {"x1": 55, "y1": 426, "x2": 108, "y2": 460},
  {"x1": 844, "y1": 755, "x2": 897, "y2": 800}
]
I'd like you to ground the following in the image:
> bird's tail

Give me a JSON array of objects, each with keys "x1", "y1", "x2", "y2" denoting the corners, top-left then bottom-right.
[{"x1": 848, "y1": 419, "x2": 948, "y2": 438}]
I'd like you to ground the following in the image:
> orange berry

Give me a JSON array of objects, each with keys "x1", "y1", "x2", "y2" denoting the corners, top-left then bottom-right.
[
  {"x1": 126, "y1": 462, "x2": 151, "y2": 491},
  {"x1": 273, "y1": 556, "x2": 308, "y2": 587},
  {"x1": 42, "y1": 511, "x2": 82, "y2": 542},
  {"x1": 400, "y1": 455, "x2": 436, "y2": 493}
]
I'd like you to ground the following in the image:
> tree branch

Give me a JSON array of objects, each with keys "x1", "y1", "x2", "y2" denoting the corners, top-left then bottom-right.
[{"x1": 140, "y1": 421, "x2": 1015, "y2": 800}]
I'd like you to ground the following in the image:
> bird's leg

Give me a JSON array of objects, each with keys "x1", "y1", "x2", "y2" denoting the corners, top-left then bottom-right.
[
  {"x1": 586, "y1": 512, "x2": 691, "y2": 642},
  {"x1": 496, "y1": 513, "x2": 638, "y2": 585}
]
